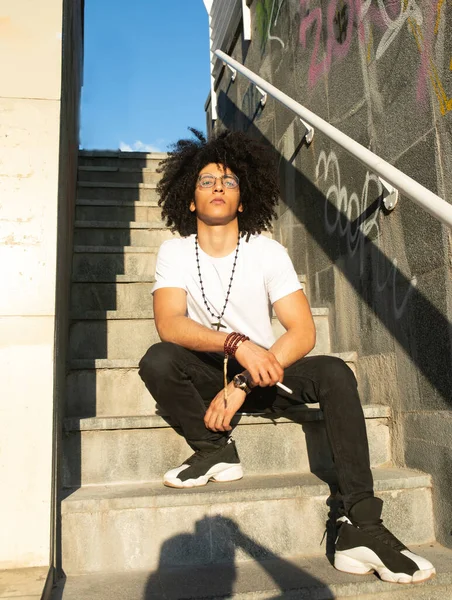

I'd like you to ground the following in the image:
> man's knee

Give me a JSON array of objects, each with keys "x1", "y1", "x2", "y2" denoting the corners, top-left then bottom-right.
[
  {"x1": 138, "y1": 341, "x2": 182, "y2": 381},
  {"x1": 314, "y1": 355, "x2": 357, "y2": 391}
]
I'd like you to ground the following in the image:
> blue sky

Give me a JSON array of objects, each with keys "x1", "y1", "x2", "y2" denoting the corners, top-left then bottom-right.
[{"x1": 80, "y1": 1, "x2": 210, "y2": 151}]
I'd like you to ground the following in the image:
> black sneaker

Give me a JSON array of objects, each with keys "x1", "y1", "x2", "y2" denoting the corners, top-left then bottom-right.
[
  {"x1": 163, "y1": 438, "x2": 243, "y2": 488},
  {"x1": 334, "y1": 497, "x2": 436, "y2": 583}
]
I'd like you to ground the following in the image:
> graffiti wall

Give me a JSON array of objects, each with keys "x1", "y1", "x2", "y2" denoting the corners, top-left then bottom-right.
[
  {"x1": 297, "y1": 0, "x2": 451, "y2": 115},
  {"x1": 211, "y1": 0, "x2": 452, "y2": 547},
  {"x1": 254, "y1": 0, "x2": 451, "y2": 114}
]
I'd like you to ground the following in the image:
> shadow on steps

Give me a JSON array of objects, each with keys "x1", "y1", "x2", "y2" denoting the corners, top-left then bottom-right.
[{"x1": 144, "y1": 514, "x2": 336, "y2": 599}]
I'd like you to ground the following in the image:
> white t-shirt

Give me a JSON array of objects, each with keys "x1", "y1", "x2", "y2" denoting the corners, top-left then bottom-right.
[{"x1": 152, "y1": 234, "x2": 302, "y2": 349}]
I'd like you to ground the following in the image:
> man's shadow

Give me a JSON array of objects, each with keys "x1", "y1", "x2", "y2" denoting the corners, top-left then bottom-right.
[{"x1": 144, "y1": 514, "x2": 336, "y2": 599}]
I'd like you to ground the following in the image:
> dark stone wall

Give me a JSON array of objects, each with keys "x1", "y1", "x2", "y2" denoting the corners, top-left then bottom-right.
[{"x1": 209, "y1": 0, "x2": 452, "y2": 547}]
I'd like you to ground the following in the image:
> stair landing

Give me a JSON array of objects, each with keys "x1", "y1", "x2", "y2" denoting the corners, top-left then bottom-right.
[{"x1": 52, "y1": 543, "x2": 452, "y2": 599}]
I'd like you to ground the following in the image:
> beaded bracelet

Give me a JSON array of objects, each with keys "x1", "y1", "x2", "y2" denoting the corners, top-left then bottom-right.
[{"x1": 223, "y1": 332, "x2": 250, "y2": 407}]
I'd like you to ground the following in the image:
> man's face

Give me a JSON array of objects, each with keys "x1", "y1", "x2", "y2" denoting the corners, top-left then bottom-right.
[{"x1": 190, "y1": 163, "x2": 243, "y2": 226}]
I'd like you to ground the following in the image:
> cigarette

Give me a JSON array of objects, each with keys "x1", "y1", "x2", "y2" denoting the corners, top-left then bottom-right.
[{"x1": 276, "y1": 381, "x2": 293, "y2": 394}]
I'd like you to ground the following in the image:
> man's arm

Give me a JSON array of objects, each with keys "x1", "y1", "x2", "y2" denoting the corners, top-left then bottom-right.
[
  {"x1": 154, "y1": 287, "x2": 227, "y2": 352},
  {"x1": 153, "y1": 287, "x2": 283, "y2": 385},
  {"x1": 268, "y1": 289, "x2": 316, "y2": 368}
]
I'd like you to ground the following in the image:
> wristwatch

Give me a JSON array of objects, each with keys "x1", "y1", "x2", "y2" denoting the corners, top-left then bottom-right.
[{"x1": 233, "y1": 373, "x2": 252, "y2": 395}]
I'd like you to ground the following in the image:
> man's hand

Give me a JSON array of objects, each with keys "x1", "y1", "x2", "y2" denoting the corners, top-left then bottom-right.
[
  {"x1": 204, "y1": 382, "x2": 247, "y2": 432},
  {"x1": 235, "y1": 340, "x2": 284, "y2": 387}
]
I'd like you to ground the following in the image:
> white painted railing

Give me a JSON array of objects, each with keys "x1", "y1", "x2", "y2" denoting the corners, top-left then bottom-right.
[{"x1": 216, "y1": 49, "x2": 452, "y2": 229}]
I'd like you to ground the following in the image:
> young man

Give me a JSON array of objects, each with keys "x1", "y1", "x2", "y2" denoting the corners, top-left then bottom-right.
[{"x1": 139, "y1": 129, "x2": 435, "y2": 584}]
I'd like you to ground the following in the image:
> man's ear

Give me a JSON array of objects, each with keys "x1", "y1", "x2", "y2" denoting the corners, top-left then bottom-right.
[
  {"x1": 189, "y1": 200, "x2": 196, "y2": 212},
  {"x1": 238, "y1": 202, "x2": 244, "y2": 213}
]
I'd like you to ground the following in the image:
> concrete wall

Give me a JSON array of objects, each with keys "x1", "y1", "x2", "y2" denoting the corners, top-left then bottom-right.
[
  {"x1": 52, "y1": 0, "x2": 85, "y2": 573},
  {"x1": 0, "y1": 0, "x2": 83, "y2": 568},
  {"x1": 208, "y1": 0, "x2": 452, "y2": 547}
]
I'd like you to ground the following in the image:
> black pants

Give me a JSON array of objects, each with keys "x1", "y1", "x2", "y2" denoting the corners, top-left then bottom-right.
[{"x1": 139, "y1": 342, "x2": 374, "y2": 512}]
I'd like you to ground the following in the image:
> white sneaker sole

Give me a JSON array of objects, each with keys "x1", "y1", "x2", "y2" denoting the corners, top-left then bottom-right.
[
  {"x1": 164, "y1": 463, "x2": 243, "y2": 488},
  {"x1": 335, "y1": 549, "x2": 436, "y2": 584}
]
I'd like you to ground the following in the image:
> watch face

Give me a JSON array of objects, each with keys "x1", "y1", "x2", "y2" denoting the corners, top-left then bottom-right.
[{"x1": 234, "y1": 374, "x2": 248, "y2": 388}]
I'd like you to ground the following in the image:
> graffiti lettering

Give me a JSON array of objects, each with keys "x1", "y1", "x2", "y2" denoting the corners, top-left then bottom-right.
[
  {"x1": 268, "y1": 0, "x2": 286, "y2": 48},
  {"x1": 300, "y1": 0, "x2": 355, "y2": 88},
  {"x1": 316, "y1": 150, "x2": 416, "y2": 318},
  {"x1": 256, "y1": 0, "x2": 287, "y2": 51},
  {"x1": 360, "y1": 0, "x2": 423, "y2": 60},
  {"x1": 316, "y1": 149, "x2": 380, "y2": 265},
  {"x1": 299, "y1": 6, "x2": 325, "y2": 87}
]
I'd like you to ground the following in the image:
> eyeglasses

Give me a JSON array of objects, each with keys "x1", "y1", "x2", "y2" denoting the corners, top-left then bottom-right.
[{"x1": 197, "y1": 173, "x2": 239, "y2": 189}]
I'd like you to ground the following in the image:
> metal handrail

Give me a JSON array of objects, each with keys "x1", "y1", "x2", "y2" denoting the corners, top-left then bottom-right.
[{"x1": 215, "y1": 49, "x2": 452, "y2": 229}]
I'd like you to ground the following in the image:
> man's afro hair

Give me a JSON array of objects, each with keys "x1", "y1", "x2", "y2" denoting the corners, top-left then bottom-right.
[{"x1": 156, "y1": 128, "x2": 279, "y2": 237}]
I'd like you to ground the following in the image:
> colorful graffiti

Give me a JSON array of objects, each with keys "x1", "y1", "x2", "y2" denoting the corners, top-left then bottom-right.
[
  {"x1": 407, "y1": 0, "x2": 452, "y2": 114},
  {"x1": 316, "y1": 149, "x2": 417, "y2": 318},
  {"x1": 256, "y1": 0, "x2": 288, "y2": 51},
  {"x1": 299, "y1": 0, "x2": 355, "y2": 88},
  {"x1": 298, "y1": 0, "x2": 451, "y2": 115}
]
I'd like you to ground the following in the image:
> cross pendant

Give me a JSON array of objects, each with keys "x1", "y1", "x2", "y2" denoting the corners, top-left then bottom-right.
[{"x1": 212, "y1": 321, "x2": 226, "y2": 331}]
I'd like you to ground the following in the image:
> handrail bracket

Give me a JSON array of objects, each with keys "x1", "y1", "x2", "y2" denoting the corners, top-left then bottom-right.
[
  {"x1": 224, "y1": 63, "x2": 237, "y2": 82},
  {"x1": 256, "y1": 86, "x2": 267, "y2": 107},
  {"x1": 300, "y1": 118, "x2": 315, "y2": 145},
  {"x1": 380, "y1": 177, "x2": 399, "y2": 211}
]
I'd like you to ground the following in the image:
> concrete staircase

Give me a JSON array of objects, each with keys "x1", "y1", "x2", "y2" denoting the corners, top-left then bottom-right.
[{"x1": 56, "y1": 151, "x2": 452, "y2": 599}]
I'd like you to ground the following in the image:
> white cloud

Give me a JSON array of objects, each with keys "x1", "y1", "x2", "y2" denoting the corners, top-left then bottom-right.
[{"x1": 119, "y1": 140, "x2": 165, "y2": 153}]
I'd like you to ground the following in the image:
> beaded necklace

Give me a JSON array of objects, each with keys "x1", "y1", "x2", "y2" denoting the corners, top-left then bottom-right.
[{"x1": 195, "y1": 234, "x2": 240, "y2": 331}]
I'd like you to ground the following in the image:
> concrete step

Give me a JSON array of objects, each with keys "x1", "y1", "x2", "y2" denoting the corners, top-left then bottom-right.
[
  {"x1": 78, "y1": 150, "x2": 166, "y2": 170},
  {"x1": 78, "y1": 167, "x2": 162, "y2": 185},
  {"x1": 77, "y1": 181, "x2": 159, "y2": 202},
  {"x1": 69, "y1": 317, "x2": 158, "y2": 359},
  {"x1": 70, "y1": 281, "x2": 155, "y2": 313},
  {"x1": 66, "y1": 352, "x2": 357, "y2": 418},
  {"x1": 70, "y1": 307, "x2": 330, "y2": 323},
  {"x1": 70, "y1": 273, "x2": 306, "y2": 313},
  {"x1": 72, "y1": 247, "x2": 157, "y2": 282},
  {"x1": 74, "y1": 274, "x2": 156, "y2": 283},
  {"x1": 77, "y1": 198, "x2": 159, "y2": 206},
  {"x1": 61, "y1": 404, "x2": 390, "y2": 488},
  {"x1": 66, "y1": 358, "x2": 155, "y2": 417},
  {"x1": 68, "y1": 310, "x2": 332, "y2": 360},
  {"x1": 76, "y1": 201, "x2": 162, "y2": 223},
  {"x1": 60, "y1": 468, "x2": 435, "y2": 574},
  {"x1": 51, "y1": 543, "x2": 452, "y2": 600},
  {"x1": 73, "y1": 221, "x2": 176, "y2": 247}
]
